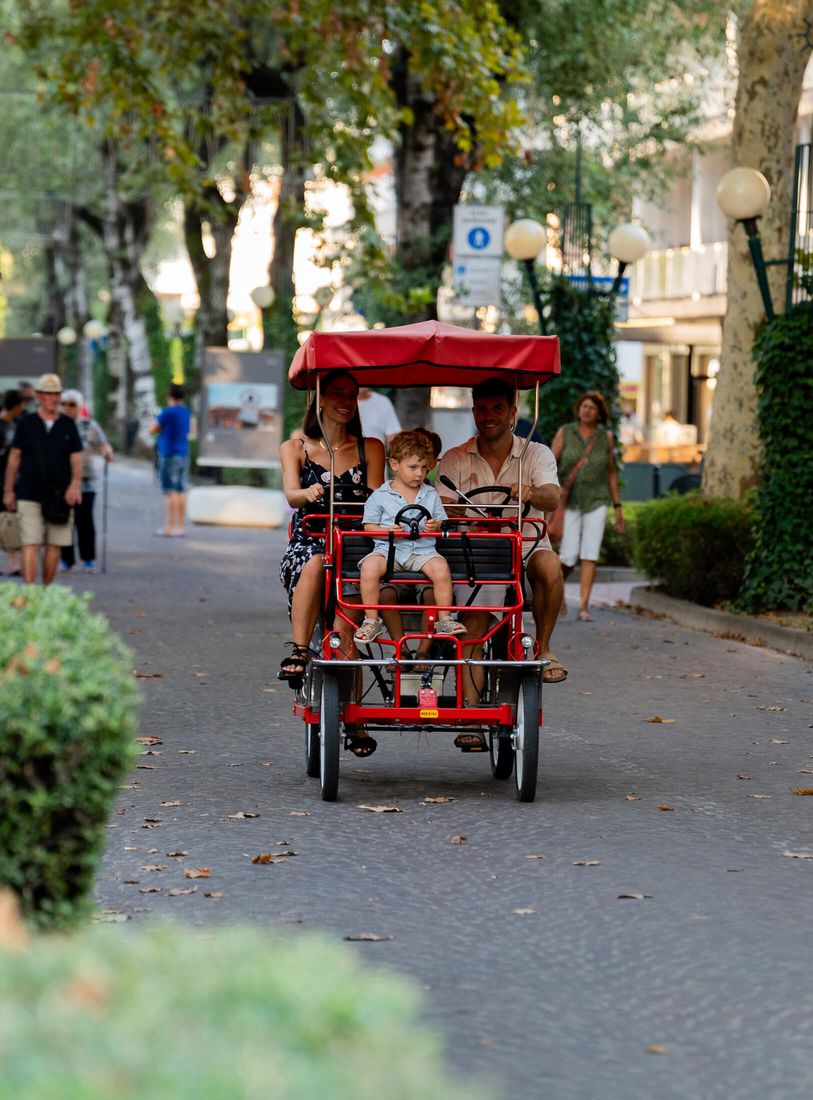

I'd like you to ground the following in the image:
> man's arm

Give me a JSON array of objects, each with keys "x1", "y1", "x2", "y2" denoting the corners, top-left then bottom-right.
[
  {"x1": 3, "y1": 447, "x2": 20, "y2": 510},
  {"x1": 66, "y1": 451, "x2": 83, "y2": 505}
]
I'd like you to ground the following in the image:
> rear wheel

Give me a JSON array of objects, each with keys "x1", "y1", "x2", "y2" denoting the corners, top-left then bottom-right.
[
  {"x1": 306, "y1": 724, "x2": 320, "y2": 777},
  {"x1": 489, "y1": 730, "x2": 514, "y2": 779},
  {"x1": 319, "y1": 671, "x2": 341, "y2": 801},
  {"x1": 514, "y1": 672, "x2": 540, "y2": 802}
]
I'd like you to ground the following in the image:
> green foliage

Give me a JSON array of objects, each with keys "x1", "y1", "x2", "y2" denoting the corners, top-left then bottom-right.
[
  {"x1": 0, "y1": 585, "x2": 139, "y2": 929},
  {"x1": 737, "y1": 304, "x2": 813, "y2": 613},
  {"x1": 599, "y1": 501, "x2": 645, "y2": 567},
  {"x1": 139, "y1": 291, "x2": 172, "y2": 407},
  {"x1": 92, "y1": 345, "x2": 110, "y2": 429},
  {"x1": 0, "y1": 924, "x2": 486, "y2": 1100},
  {"x1": 633, "y1": 492, "x2": 754, "y2": 606},
  {"x1": 534, "y1": 275, "x2": 620, "y2": 444}
]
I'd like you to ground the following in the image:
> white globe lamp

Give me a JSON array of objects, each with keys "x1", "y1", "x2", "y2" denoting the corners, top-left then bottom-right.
[
  {"x1": 56, "y1": 326, "x2": 77, "y2": 346},
  {"x1": 608, "y1": 223, "x2": 650, "y2": 265},
  {"x1": 505, "y1": 219, "x2": 547, "y2": 262},
  {"x1": 716, "y1": 167, "x2": 771, "y2": 221}
]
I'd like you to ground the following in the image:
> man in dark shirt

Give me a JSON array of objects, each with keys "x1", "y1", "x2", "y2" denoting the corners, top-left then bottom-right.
[{"x1": 3, "y1": 373, "x2": 82, "y2": 585}]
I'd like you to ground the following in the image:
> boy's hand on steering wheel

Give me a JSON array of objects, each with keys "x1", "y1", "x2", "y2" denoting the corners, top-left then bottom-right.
[
  {"x1": 424, "y1": 518, "x2": 441, "y2": 532},
  {"x1": 303, "y1": 483, "x2": 325, "y2": 503}
]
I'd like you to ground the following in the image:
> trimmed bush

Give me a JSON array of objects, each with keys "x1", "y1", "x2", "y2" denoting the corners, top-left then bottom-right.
[
  {"x1": 599, "y1": 501, "x2": 645, "y2": 567},
  {"x1": 633, "y1": 492, "x2": 754, "y2": 606},
  {"x1": 0, "y1": 922, "x2": 486, "y2": 1099},
  {"x1": 0, "y1": 584, "x2": 139, "y2": 928}
]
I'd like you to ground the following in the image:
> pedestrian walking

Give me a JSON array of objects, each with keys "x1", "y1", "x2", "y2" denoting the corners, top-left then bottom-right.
[
  {"x1": 549, "y1": 391, "x2": 624, "y2": 621},
  {"x1": 357, "y1": 386, "x2": 401, "y2": 445},
  {"x1": 150, "y1": 383, "x2": 191, "y2": 537},
  {"x1": 0, "y1": 388, "x2": 25, "y2": 575},
  {"x1": 2, "y1": 373, "x2": 82, "y2": 585},
  {"x1": 57, "y1": 389, "x2": 113, "y2": 574}
]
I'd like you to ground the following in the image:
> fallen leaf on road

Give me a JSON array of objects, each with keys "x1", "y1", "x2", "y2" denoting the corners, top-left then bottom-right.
[
  {"x1": 525, "y1": 854, "x2": 545, "y2": 860},
  {"x1": 136, "y1": 764, "x2": 156, "y2": 770},
  {"x1": 617, "y1": 893, "x2": 652, "y2": 900},
  {"x1": 358, "y1": 805, "x2": 404, "y2": 814},
  {"x1": 160, "y1": 800, "x2": 181, "y2": 807},
  {"x1": 136, "y1": 736, "x2": 162, "y2": 746},
  {"x1": 573, "y1": 860, "x2": 600, "y2": 867},
  {"x1": 643, "y1": 716, "x2": 676, "y2": 724},
  {"x1": 251, "y1": 852, "x2": 299, "y2": 864},
  {"x1": 451, "y1": 835, "x2": 468, "y2": 844},
  {"x1": 178, "y1": 750, "x2": 196, "y2": 755},
  {"x1": 194, "y1": 672, "x2": 207, "y2": 678},
  {"x1": 750, "y1": 794, "x2": 772, "y2": 799},
  {"x1": 343, "y1": 933, "x2": 393, "y2": 942},
  {"x1": 799, "y1": 768, "x2": 813, "y2": 775},
  {"x1": 184, "y1": 867, "x2": 211, "y2": 879},
  {"x1": 141, "y1": 819, "x2": 161, "y2": 829},
  {"x1": 579, "y1": 691, "x2": 592, "y2": 696},
  {"x1": 737, "y1": 775, "x2": 752, "y2": 780},
  {"x1": 758, "y1": 705, "x2": 786, "y2": 712},
  {"x1": 140, "y1": 865, "x2": 165, "y2": 872},
  {"x1": 139, "y1": 887, "x2": 161, "y2": 894},
  {"x1": 479, "y1": 791, "x2": 495, "y2": 798},
  {"x1": 140, "y1": 750, "x2": 161, "y2": 756},
  {"x1": 290, "y1": 811, "x2": 311, "y2": 817},
  {"x1": 166, "y1": 851, "x2": 188, "y2": 858},
  {"x1": 769, "y1": 739, "x2": 789, "y2": 745},
  {"x1": 782, "y1": 850, "x2": 813, "y2": 859},
  {"x1": 133, "y1": 671, "x2": 163, "y2": 680},
  {"x1": 512, "y1": 908, "x2": 536, "y2": 915},
  {"x1": 658, "y1": 805, "x2": 675, "y2": 811},
  {"x1": 167, "y1": 887, "x2": 197, "y2": 896},
  {"x1": 625, "y1": 793, "x2": 640, "y2": 801},
  {"x1": 646, "y1": 1045, "x2": 666, "y2": 1055},
  {"x1": 422, "y1": 796, "x2": 457, "y2": 804},
  {"x1": 204, "y1": 892, "x2": 223, "y2": 899},
  {"x1": 228, "y1": 812, "x2": 259, "y2": 819},
  {"x1": 93, "y1": 910, "x2": 129, "y2": 923},
  {"x1": 792, "y1": 788, "x2": 813, "y2": 796},
  {"x1": 118, "y1": 784, "x2": 138, "y2": 790}
]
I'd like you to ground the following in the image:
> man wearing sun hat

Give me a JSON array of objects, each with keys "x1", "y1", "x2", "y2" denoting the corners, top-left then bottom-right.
[{"x1": 2, "y1": 373, "x2": 82, "y2": 585}]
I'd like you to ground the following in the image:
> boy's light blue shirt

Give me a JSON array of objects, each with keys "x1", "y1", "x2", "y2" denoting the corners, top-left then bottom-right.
[{"x1": 363, "y1": 481, "x2": 447, "y2": 557}]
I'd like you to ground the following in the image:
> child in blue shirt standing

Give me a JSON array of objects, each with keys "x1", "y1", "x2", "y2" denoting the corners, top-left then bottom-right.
[
  {"x1": 354, "y1": 430, "x2": 465, "y2": 644},
  {"x1": 150, "y1": 383, "x2": 191, "y2": 537}
]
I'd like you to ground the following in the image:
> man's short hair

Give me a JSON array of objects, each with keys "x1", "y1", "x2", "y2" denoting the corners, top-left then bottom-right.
[
  {"x1": 168, "y1": 383, "x2": 185, "y2": 401},
  {"x1": 472, "y1": 377, "x2": 516, "y2": 406},
  {"x1": 3, "y1": 389, "x2": 22, "y2": 412},
  {"x1": 388, "y1": 430, "x2": 435, "y2": 465}
]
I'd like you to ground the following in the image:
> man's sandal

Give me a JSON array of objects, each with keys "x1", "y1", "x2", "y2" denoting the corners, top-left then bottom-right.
[
  {"x1": 540, "y1": 652, "x2": 568, "y2": 684},
  {"x1": 435, "y1": 617, "x2": 467, "y2": 636},
  {"x1": 278, "y1": 643, "x2": 310, "y2": 685},
  {"x1": 346, "y1": 731, "x2": 378, "y2": 757},
  {"x1": 454, "y1": 732, "x2": 487, "y2": 752}
]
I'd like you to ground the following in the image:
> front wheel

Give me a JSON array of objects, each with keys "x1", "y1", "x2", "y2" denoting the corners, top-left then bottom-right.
[
  {"x1": 513, "y1": 672, "x2": 540, "y2": 802},
  {"x1": 319, "y1": 671, "x2": 341, "y2": 801}
]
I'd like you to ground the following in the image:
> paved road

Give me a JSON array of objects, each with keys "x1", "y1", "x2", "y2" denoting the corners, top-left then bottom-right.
[{"x1": 65, "y1": 462, "x2": 813, "y2": 1099}]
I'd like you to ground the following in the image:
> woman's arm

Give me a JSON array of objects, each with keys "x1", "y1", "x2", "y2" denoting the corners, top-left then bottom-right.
[
  {"x1": 550, "y1": 427, "x2": 565, "y2": 463},
  {"x1": 280, "y1": 438, "x2": 323, "y2": 508},
  {"x1": 606, "y1": 433, "x2": 624, "y2": 531},
  {"x1": 364, "y1": 437, "x2": 385, "y2": 489}
]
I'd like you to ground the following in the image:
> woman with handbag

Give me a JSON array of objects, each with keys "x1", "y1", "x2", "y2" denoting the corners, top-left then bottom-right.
[{"x1": 550, "y1": 391, "x2": 624, "y2": 622}]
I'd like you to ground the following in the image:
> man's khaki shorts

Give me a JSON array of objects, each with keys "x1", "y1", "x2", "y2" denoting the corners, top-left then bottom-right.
[{"x1": 17, "y1": 499, "x2": 74, "y2": 548}]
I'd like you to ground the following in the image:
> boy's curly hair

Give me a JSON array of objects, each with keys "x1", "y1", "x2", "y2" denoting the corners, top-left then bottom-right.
[
  {"x1": 411, "y1": 427, "x2": 442, "y2": 460},
  {"x1": 387, "y1": 429, "x2": 436, "y2": 465}
]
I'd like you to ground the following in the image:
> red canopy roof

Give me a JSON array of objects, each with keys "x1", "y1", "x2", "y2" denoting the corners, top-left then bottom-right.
[{"x1": 288, "y1": 320, "x2": 560, "y2": 390}]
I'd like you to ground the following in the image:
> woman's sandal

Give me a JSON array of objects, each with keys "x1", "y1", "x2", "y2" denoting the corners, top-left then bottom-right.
[
  {"x1": 577, "y1": 609, "x2": 594, "y2": 622},
  {"x1": 278, "y1": 643, "x2": 311, "y2": 684},
  {"x1": 346, "y1": 731, "x2": 378, "y2": 757}
]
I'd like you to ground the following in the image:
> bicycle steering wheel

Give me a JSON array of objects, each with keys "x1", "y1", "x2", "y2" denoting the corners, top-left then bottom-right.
[
  {"x1": 465, "y1": 485, "x2": 532, "y2": 519},
  {"x1": 393, "y1": 504, "x2": 432, "y2": 540}
]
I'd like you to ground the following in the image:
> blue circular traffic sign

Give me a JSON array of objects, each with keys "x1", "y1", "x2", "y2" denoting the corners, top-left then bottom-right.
[{"x1": 467, "y1": 227, "x2": 490, "y2": 250}]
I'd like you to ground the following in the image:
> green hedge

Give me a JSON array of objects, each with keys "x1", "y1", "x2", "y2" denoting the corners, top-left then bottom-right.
[
  {"x1": 0, "y1": 585, "x2": 139, "y2": 928},
  {"x1": 0, "y1": 923, "x2": 485, "y2": 1100},
  {"x1": 599, "y1": 501, "x2": 645, "y2": 567},
  {"x1": 633, "y1": 492, "x2": 754, "y2": 606},
  {"x1": 737, "y1": 303, "x2": 813, "y2": 613}
]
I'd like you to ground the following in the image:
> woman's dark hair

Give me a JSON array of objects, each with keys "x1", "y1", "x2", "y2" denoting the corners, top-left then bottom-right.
[
  {"x1": 3, "y1": 389, "x2": 22, "y2": 412},
  {"x1": 574, "y1": 390, "x2": 609, "y2": 425},
  {"x1": 301, "y1": 370, "x2": 363, "y2": 441}
]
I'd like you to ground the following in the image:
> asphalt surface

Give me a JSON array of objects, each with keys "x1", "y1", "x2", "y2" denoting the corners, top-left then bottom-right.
[{"x1": 58, "y1": 461, "x2": 813, "y2": 1099}]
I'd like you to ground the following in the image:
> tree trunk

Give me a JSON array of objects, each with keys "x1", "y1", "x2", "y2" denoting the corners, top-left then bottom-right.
[
  {"x1": 393, "y1": 65, "x2": 470, "y2": 428},
  {"x1": 101, "y1": 150, "x2": 157, "y2": 443},
  {"x1": 184, "y1": 192, "x2": 238, "y2": 380},
  {"x1": 703, "y1": 0, "x2": 813, "y2": 498},
  {"x1": 270, "y1": 98, "x2": 306, "y2": 325}
]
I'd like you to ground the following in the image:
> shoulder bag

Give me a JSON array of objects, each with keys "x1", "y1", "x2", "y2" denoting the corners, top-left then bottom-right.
[{"x1": 547, "y1": 431, "x2": 597, "y2": 542}]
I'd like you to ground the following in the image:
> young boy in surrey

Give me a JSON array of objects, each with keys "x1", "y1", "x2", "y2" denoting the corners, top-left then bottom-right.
[{"x1": 354, "y1": 430, "x2": 465, "y2": 644}]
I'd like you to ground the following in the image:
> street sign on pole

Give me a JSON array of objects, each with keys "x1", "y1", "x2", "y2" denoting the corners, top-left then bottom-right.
[
  {"x1": 452, "y1": 204, "x2": 504, "y2": 306},
  {"x1": 453, "y1": 205, "x2": 505, "y2": 259}
]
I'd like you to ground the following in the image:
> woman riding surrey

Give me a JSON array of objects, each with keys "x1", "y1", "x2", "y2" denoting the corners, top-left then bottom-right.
[{"x1": 279, "y1": 371, "x2": 385, "y2": 682}]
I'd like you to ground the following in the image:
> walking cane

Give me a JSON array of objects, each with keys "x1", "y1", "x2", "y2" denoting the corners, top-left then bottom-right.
[{"x1": 101, "y1": 458, "x2": 109, "y2": 574}]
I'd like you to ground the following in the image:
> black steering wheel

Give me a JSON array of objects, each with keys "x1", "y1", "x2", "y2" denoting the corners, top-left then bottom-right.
[
  {"x1": 394, "y1": 504, "x2": 432, "y2": 540},
  {"x1": 465, "y1": 485, "x2": 532, "y2": 519}
]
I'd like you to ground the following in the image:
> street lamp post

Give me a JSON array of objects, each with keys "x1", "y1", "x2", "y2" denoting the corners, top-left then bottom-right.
[
  {"x1": 250, "y1": 284, "x2": 276, "y2": 348},
  {"x1": 504, "y1": 218, "x2": 650, "y2": 333},
  {"x1": 716, "y1": 167, "x2": 775, "y2": 320}
]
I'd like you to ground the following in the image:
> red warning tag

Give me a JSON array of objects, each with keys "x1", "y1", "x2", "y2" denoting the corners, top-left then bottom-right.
[{"x1": 418, "y1": 687, "x2": 438, "y2": 708}]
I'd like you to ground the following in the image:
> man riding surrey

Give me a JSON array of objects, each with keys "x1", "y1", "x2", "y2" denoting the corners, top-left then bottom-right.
[{"x1": 437, "y1": 376, "x2": 567, "y2": 695}]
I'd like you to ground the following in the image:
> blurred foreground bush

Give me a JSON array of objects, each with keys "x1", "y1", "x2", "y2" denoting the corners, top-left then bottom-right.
[
  {"x1": 0, "y1": 584, "x2": 138, "y2": 928},
  {"x1": 0, "y1": 918, "x2": 485, "y2": 1100},
  {"x1": 633, "y1": 492, "x2": 754, "y2": 606}
]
